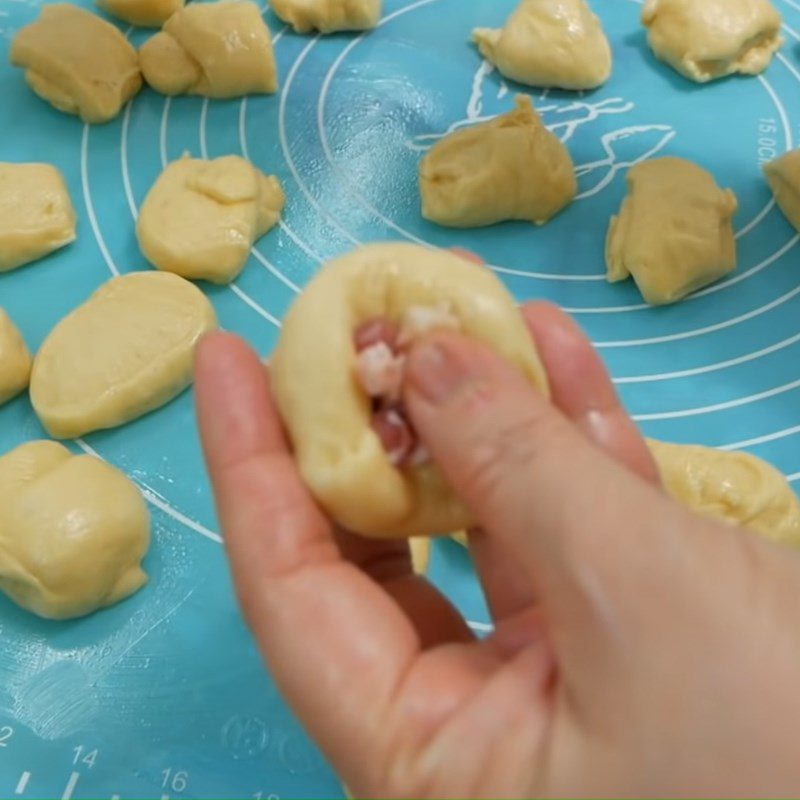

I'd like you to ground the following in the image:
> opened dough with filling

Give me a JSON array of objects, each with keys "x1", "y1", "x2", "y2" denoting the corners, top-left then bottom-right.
[{"x1": 270, "y1": 243, "x2": 549, "y2": 539}]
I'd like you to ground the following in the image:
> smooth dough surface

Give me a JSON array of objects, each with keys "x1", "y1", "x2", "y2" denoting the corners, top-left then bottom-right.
[
  {"x1": 10, "y1": 4, "x2": 142, "y2": 124},
  {"x1": 764, "y1": 148, "x2": 800, "y2": 233},
  {"x1": 31, "y1": 272, "x2": 217, "y2": 438},
  {"x1": 270, "y1": 243, "x2": 550, "y2": 539},
  {"x1": 473, "y1": 0, "x2": 611, "y2": 90},
  {"x1": 138, "y1": 1, "x2": 278, "y2": 98},
  {"x1": 0, "y1": 441, "x2": 149, "y2": 619},
  {"x1": 606, "y1": 157, "x2": 737, "y2": 306},
  {"x1": 0, "y1": 163, "x2": 76, "y2": 272},
  {"x1": 270, "y1": 0, "x2": 380, "y2": 32},
  {"x1": 97, "y1": 0, "x2": 184, "y2": 27},
  {"x1": 649, "y1": 440, "x2": 800, "y2": 548},
  {"x1": 642, "y1": 0, "x2": 782, "y2": 83},
  {"x1": 0, "y1": 309, "x2": 31, "y2": 405},
  {"x1": 137, "y1": 155, "x2": 284, "y2": 284},
  {"x1": 420, "y1": 95, "x2": 576, "y2": 229}
]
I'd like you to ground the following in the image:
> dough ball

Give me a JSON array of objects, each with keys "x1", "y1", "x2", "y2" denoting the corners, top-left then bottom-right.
[
  {"x1": 0, "y1": 163, "x2": 76, "y2": 272},
  {"x1": 0, "y1": 309, "x2": 31, "y2": 405},
  {"x1": 764, "y1": 148, "x2": 800, "y2": 233},
  {"x1": 10, "y1": 4, "x2": 142, "y2": 124},
  {"x1": 31, "y1": 272, "x2": 217, "y2": 439},
  {"x1": 649, "y1": 440, "x2": 800, "y2": 548},
  {"x1": 473, "y1": 0, "x2": 611, "y2": 90},
  {"x1": 642, "y1": 0, "x2": 782, "y2": 83},
  {"x1": 606, "y1": 157, "x2": 737, "y2": 306},
  {"x1": 419, "y1": 95, "x2": 576, "y2": 229},
  {"x1": 139, "y1": 1, "x2": 278, "y2": 98},
  {"x1": 97, "y1": 0, "x2": 184, "y2": 27},
  {"x1": 137, "y1": 155, "x2": 285, "y2": 284},
  {"x1": 0, "y1": 441, "x2": 150, "y2": 619},
  {"x1": 270, "y1": 0, "x2": 380, "y2": 33},
  {"x1": 270, "y1": 243, "x2": 549, "y2": 539}
]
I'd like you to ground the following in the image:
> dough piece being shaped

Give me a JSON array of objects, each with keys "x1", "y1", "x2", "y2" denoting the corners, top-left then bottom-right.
[
  {"x1": 606, "y1": 157, "x2": 737, "y2": 306},
  {"x1": 137, "y1": 155, "x2": 284, "y2": 284},
  {"x1": 649, "y1": 440, "x2": 800, "y2": 548},
  {"x1": 138, "y1": 1, "x2": 278, "y2": 98},
  {"x1": 31, "y1": 272, "x2": 217, "y2": 438},
  {"x1": 764, "y1": 148, "x2": 800, "y2": 233},
  {"x1": 0, "y1": 441, "x2": 149, "y2": 620},
  {"x1": 270, "y1": 0, "x2": 380, "y2": 33},
  {"x1": 420, "y1": 95, "x2": 576, "y2": 229},
  {"x1": 97, "y1": 0, "x2": 184, "y2": 27},
  {"x1": 410, "y1": 538, "x2": 430, "y2": 574},
  {"x1": 0, "y1": 163, "x2": 76, "y2": 272},
  {"x1": 0, "y1": 309, "x2": 31, "y2": 405},
  {"x1": 270, "y1": 243, "x2": 550, "y2": 539},
  {"x1": 472, "y1": 0, "x2": 612, "y2": 90},
  {"x1": 9, "y1": 4, "x2": 142, "y2": 124},
  {"x1": 642, "y1": 0, "x2": 782, "y2": 83}
]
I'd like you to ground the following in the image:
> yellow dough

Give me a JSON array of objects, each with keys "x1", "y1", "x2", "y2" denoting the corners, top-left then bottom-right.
[
  {"x1": 270, "y1": 243, "x2": 550, "y2": 539},
  {"x1": 9, "y1": 4, "x2": 142, "y2": 124},
  {"x1": 410, "y1": 537, "x2": 430, "y2": 574},
  {"x1": 419, "y1": 95, "x2": 576, "y2": 229},
  {"x1": 0, "y1": 309, "x2": 31, "y2": 406},
  {"x1": 0, "y1": 441, "x2": 149, "y2": 620},
  {"x1": 649, "y1": 440, "x2": 800, "y2": 548},
  {"x1": 97, "y1": 0, "x2": 184, "y2": 27},
  {"x1": 606, "y1": 157, "x2": 738, "y2": 306},
  {"x1": 764, "y1": 148, "x2": 800, "y2": 233},
  {"x1": 30, "y1": 272, "x2": 217, "y2": 439},
  {"x1": 642, "y1": 0, "x2": 782, "y2": 83},
  {"x1": 472, "y1": 0, "x2": 611, "y2": 90},
  {"x1": 270, "y1": 0, "x2": 380, "y2": 33},
  {"x1": 0, "y1": 163, "x2": 76, "y2": 272},
  {"x1": 138, "y1": 1, "x2": 278, "y2": 98},
  {"x1": 137, "y1": 155, "x2": 284, "y2": 284}
]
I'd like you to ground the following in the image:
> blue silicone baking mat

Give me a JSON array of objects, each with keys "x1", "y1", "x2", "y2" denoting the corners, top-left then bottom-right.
[{"x1": 1, "y1": 0, "x2": 800, "y2": 796}]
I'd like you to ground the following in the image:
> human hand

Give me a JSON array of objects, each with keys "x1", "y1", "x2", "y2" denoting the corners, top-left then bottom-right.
[{"x1": 195, "y1": 301, "x2": 800, "y2": 798}]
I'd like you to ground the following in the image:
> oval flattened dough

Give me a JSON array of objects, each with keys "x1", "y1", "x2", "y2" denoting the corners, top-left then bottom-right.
[
  {"x1": 139, "y1": 1, "x2": 278, "y2": 98},
  {"x1": 649, "y1": 440, "x2": 800, "y2": 548},
  {"x1": 30, "y1": 272, "x2": 217, "y2": 438},
  {"x1": 270, "y1": 243, "x2": 549, "y2": 539},
  {"x1": 0, "y1": 309, "x2": 31, "y2": 405},
  {"x1": 642, "y1": 0, "x2": 782, "y2": 83},
  {"x1": 473, "y1": 0, "x2": 611, "y2": 90},
  {"x1": 0, "y1": 441, "x2": 150, "y2": 620},
  {"x1": 764, "y1": 148, "x2": 800, "y2": 233},
  {"x1": 419, "y1": 95, "x2": 576, "y2": 229},
  {"x1": 137, "y1": 155, "x2": 285, "y2": 284},
  {"x1": 9, "y1": 4, "x2": 142, "y2": 124},
  {"x1": 605, "y1": 157, "x2": 738, "y2": 306},
  {"x1": 270, "y1": 0, "x2": 380, "y2": 33},
  {"x1": 0, "y1": 163, "x2": 76, "y2": 272},
  {"x1": 97, "y1": 0, "x2": 184, "y2": 27}
]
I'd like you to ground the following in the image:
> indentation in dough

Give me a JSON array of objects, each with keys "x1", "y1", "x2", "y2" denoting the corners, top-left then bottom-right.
[
  {"x1": 270, "y1": 0, "x2": 380, "y2": 33},
  {"x1": 0, "y1": 309, "x2": 31, "y2": 405},
  {"x1": 30, "y1": 271, "x2": 217, "y2": 438},
  {"x1": 763, "y1": 148, "x2": 800, "y2": 233},
  {"x1": 9, "y1": 4, "x2": 142, "y2": 124},
  {"x1": 419, "y1": 95, "x2": 576, "y2": 229},
  {"x1": 473, "y1": 0, "x2": 612, "y2": 90},
  {"x1": 0, "y1": 441, "x2": 150, "y2": 620},
  {"x1": 642, "y1": 0, "x2": 782, "y2": 83},
  {"x1": 0, "y1": 163, "x2": 76, "y2": 272},
  {"x1": 138, "y1": 1, "x2": 278, "y2": 98},
  {"x1": 605, "y1": 157, "x2": 737, "y2": 306},
  {"x1": 137, "y1": 155, "x2": 284, "y2": 284}
]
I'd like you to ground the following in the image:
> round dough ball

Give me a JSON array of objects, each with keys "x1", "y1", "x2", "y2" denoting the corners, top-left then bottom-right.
[
  {"x1": 0, "y1": 441, "x2": 150, "y2": 619},
  {"x1": 0, "y1": 309, "x2": 32, "y2": 405},
  {"x1": 97, "y1": 0, "x2": 184, "y2": 27},
  {"x1": 642, "y1": 0, "x2": 782, "y2": 83},
  {"x1": 270, "y1": 243, "x2": 550, "y2": 539},
  {"x1": 649, "y1": 440, "x2": 800, "y2": 548},
  {"x1": 31, "y1": 271, "x2": 217, "y2": 439}
]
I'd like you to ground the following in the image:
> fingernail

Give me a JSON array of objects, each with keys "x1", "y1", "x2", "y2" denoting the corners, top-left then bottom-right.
[{"x1": 407, "y1": 340, "x2": 471, "y2": 404}]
